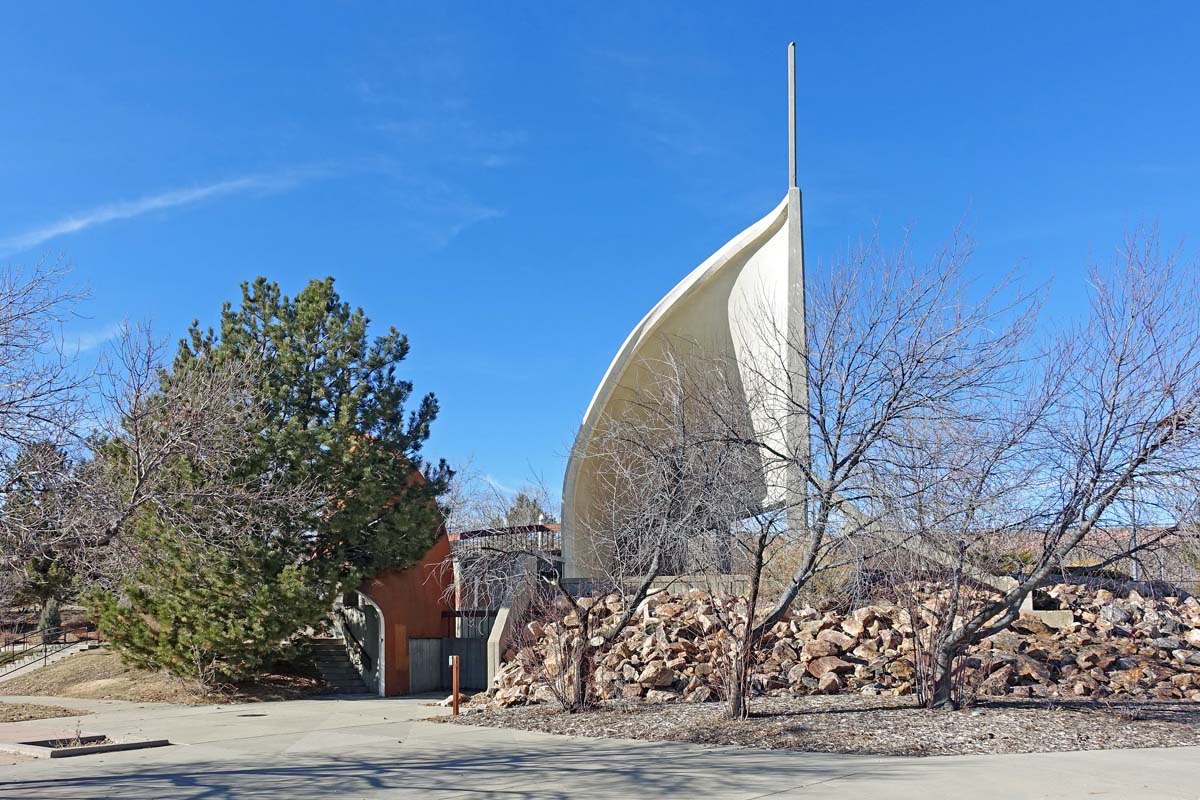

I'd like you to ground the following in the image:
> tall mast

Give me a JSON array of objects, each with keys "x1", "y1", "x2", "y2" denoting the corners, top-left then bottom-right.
[
  {"x1": 788, "y1": 42, "x2": 798, "y2": 190},
  {"x1": 786, "y1": 41, "x2": 811, "y2": 540}
]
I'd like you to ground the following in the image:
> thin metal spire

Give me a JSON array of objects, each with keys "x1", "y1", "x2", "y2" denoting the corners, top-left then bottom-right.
[{"x1": 788, "y1": 41, "x2": 797, "y2": 189}]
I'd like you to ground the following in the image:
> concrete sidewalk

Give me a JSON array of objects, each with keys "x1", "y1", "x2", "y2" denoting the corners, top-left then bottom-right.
[{"x1": 0, "y1": 693, "x2": 1195, "y2": 799}]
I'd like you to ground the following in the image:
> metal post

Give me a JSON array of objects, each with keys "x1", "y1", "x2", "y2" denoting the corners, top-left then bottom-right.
[
  {"x1": 451, "y1": 654, "x2": 460, "y2": 716},
  {"x1": 788, "y1": 42, "x2": 797, "y2": 189},
  {"x1": 1130, "y1": 482, "x2": 1140, "y2": 582}
]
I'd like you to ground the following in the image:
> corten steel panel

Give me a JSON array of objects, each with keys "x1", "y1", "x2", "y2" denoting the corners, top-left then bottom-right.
[{"x1": 360, "y1": 534, "x2": 455, "y2": 695}]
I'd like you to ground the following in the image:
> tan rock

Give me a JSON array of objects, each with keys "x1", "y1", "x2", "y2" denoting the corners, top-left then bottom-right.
[
  {"x1": 604, "y1": 594, "x2": 624, "y2": 614},
  {"x1": 1013, "y1": 655, "x2": 1052, "y2": 683},
  {"x1": 637, "y1": 661, "x2": 676, "y2": 688},
  {"x1": 1170, "y1": 672, "x2": 1194, "y2": 689},
  {"x1": 852, "y1": 640, "x2": 880, "y2": 661},
  {"x1": 808, "y1": 656, "x2": 854, "y2": 677},
  {"x1": 656, "y1": 602, "x2": 686, "y2": 619},
  {"x1": 531, "y1": 685, "x2": 558, "y2": 704},
  {"x1": 817, "y1": 672, "x2": 843, "y2": 694},
  {"x1": 786, "y1": 663, "x2": 809, "y2": 685},
  {"x1": 840, "y1": 617, "x2": 865, "y2": 638},
  {"x1": 802, "y1": 638, "x2": 842, "y2": 660},
  {"x1": 979, "y1": 663, "x2": 1014, "y2": 695},
  {"x1": 772, "y1": 640, "x2": 799, "y2": 660},
  {"x1": 852, "y1": 607, "x2": 878, "y2": 626}
]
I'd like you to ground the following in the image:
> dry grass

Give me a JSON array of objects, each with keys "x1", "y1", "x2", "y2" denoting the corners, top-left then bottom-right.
[
  {"x1": 445, "y1": 695, "x2": 1200, "y2": 756},
  {"x1": 0, "y1": 647, "x2": 328, "y2": 704},
  {"x1": 0, "y1": 700, "x2": 90, "y2": 723}
]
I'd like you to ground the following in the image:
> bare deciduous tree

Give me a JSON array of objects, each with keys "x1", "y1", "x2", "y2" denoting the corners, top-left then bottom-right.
[
  {"x1": 0, "y1": 262, "x2": 83, "y2": 456},
  {"x1": 878, "y1": 230, "x2": 1200, "y2": 709},
  {"x1": 2, "y1": 322, "x2": 320, "y2": 587},
  {"x1": 736, "y1": 232, "x2": 1039, "y2": 637},
  {"x1": 650, "y1": 232, "x2": 1037, "y2": 716},
  {"x1": 0, "y1": 262, "x2": 84, "y2": 607},
  {"x1": 452, "y1": 349, "x2": 751, "y2": 711}
]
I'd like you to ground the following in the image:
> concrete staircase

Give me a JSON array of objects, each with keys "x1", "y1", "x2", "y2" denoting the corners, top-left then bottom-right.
[
  {"x1": 308, "y1": 638, "x2": 371, "y2": 695},
  {"x1": 0, "y1": 640, "x2": 103, "y2": 684}
]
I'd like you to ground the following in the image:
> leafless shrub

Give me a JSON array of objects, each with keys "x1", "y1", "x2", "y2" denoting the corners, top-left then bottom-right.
[{"x1": 2, "y1": 321, "x2": 321, "y2": 588}]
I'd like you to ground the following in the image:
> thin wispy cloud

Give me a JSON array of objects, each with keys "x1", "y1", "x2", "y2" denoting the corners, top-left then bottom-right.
[
  {"x1": 484, "y1": 474, "x2": 517, "y2": 496},
  {"x1": 352, "y1": 41, "x2": 522, "y2": 240},
  {"x1": 0, "y1": 169, "x2": 318, "y2": 257},
  {"x1": 584, "y1": 49, "x2": 720, "y2": 164},
  {"x1": 73, "y1": 321, "x2": 123, "y2": 353},
  {"x1": 366, "y1": 158, "x2": 503, "y2": 248}
]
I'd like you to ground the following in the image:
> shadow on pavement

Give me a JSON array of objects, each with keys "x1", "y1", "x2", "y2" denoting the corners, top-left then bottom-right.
[{"x1": 0, "y1": 737, "x2": 905, "y2": 799}]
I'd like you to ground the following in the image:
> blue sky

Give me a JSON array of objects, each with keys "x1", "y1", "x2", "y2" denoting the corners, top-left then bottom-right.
[{"x1": 1, "y1": 4, "x2": 1197, "y2": 495}]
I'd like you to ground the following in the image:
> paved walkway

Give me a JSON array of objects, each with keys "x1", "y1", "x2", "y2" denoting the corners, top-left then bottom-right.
[{"x1": 0, "y1": 693, "x2": 1196, "y2": 799}]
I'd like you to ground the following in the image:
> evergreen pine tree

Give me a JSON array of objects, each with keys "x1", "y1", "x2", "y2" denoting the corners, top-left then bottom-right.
[
  {"x1": 94, "y1": 277, "x2": 448, "y2": 685},
  {"x1": 175, "y1": 276, "x2": 450, "y2": 588},
  {"x1": 92, "y1": 519, "x2": 324, "y2": 685}
]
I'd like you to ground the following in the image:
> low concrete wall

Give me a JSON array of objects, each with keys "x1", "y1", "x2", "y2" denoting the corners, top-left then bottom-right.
[{"x1": 486, "y1": 581, "x2": 532, "y2": 687}]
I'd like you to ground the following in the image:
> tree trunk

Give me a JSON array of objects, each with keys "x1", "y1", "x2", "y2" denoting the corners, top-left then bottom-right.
[
  {"x1": 569, "y1": 609, "x2": 594, "y2": 712},
  {"x1": 569, "y1": 644, "x2": 589, "y2": 711},
  {"x1": 726, "y1": 646, "x2": 747, "y2": 719},
  {"x1": 726, "y1": 535, "x2": 766, "y2": 720},
  {"x1": 929, "y1": 645, "x2": 957, "y2": 710}
]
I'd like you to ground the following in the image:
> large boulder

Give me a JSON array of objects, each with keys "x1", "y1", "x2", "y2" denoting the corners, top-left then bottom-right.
[
  {"x1": 808, "y1": 656, "x2": 855, "y2": 678},
  {"x1": 816, "y1": 628, "x2": 857, "y2": 652},
  {"x1": 636, "y1": 661, "x2": 677, "y2": 688}
]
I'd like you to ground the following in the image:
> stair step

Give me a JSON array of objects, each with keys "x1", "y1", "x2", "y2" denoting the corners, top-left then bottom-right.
[{"x1": 304, "y1": 638, "x2": 369, "y2": 693}]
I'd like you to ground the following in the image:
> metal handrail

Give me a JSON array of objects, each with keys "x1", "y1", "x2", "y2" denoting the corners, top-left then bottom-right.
[
  {"x1": 0, "y1": 623, "x2": 101, "y2": 681},
  {"x1": 332, "y1": 608, "x2": 374, "y2": 673}
]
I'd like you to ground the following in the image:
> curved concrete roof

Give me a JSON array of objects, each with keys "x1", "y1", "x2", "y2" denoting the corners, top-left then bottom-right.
[{"x1": 562, "y1": 196, "x2": 793, "y2": 575}]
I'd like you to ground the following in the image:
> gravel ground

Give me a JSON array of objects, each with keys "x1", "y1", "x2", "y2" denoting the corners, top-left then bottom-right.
[
  {"x1": 444, "y1": 695, "x2": 1200, "y2": 756},
  {"x1": 0, "y1": 700, "x2": 89, "y2": 723}
]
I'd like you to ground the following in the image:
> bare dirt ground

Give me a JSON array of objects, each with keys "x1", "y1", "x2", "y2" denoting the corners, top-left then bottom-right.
[
  {"x1": 0, "y1": 700, "x2": 90, "y2": 723},
  {"x1": 445, "y1": 695, "x2": 1200, "y2": 756},
  {"x1": 0, "y1": 648, "x2": 328, "y2": 704}
]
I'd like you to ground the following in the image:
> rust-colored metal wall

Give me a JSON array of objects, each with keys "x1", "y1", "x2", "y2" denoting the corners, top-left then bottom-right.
[{"x1": 359, "y1": 534, "x2": 455, "y2": 695}]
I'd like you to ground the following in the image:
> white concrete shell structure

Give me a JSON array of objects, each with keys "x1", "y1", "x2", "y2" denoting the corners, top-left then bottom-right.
[
  {"x1": 562, "y1": 45, "x2": 810, "y2": 578},
  {"x1": 561, "y1": 199, "x2": 789, "y2": 575}
]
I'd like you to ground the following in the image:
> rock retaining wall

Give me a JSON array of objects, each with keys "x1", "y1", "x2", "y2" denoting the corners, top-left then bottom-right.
[{"x1": 480, "y1": 585, "x2": 1200, "y2": 707}]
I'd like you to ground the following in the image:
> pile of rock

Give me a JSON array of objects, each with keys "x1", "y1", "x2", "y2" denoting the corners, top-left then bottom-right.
[{"x1": 481, "y1": 584, "x2": 1200, "y2": 707}]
